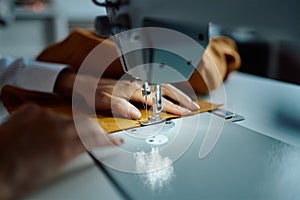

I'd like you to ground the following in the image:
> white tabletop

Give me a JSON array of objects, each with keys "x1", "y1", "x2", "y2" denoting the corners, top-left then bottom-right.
[
  {"x1": 26, "y1": 72, "x2": 300, "y2": 199},
  {"x1": 223, "y1": 72, "x2": 300, "y2": 146}
]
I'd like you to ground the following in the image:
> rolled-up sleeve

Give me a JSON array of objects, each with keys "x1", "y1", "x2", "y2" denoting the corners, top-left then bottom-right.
[{"x1": 0, "y1": 56, "x2": 67, "y2": 93}]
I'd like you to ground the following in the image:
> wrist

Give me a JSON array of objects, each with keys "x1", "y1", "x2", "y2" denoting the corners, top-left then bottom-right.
[{"x1": 54, "y1": 69, "x2": 76, "y2": 97}]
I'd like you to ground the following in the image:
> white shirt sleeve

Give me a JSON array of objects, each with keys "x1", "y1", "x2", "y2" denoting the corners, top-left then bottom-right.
[{"x1": 0, "y1": 55, "x2": 67, "y2": 93}]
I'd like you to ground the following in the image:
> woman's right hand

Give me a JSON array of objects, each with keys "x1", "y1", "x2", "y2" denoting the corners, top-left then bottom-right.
[{"x1": 0, "y1": 104, "x2": 123, "y2": 200}]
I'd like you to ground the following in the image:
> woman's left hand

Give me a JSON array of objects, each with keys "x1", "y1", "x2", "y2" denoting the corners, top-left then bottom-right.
[{"x1": 55, "y1": 71, "x2": 200, "y2": 120}]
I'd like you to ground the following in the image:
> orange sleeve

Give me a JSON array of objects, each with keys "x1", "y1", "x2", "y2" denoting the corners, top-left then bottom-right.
[{"x1": 36, "y1": 28, "x2": 124, "y2": 78}]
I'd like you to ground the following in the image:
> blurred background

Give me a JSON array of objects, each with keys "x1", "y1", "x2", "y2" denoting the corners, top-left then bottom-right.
[
  {"x1": 0, "y1": 0, "x2": 299, "y2": 85},
  {"x1": 0, "y1": 0, "x2": 105, "y2": 56}
]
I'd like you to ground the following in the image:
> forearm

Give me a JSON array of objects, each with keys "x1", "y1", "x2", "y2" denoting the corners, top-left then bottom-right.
[{"x1": 54, "y1": 71, "x2": 119, "y2": 97}]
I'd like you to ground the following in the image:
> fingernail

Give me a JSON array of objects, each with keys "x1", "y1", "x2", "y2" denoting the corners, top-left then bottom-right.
[
  {"x1": 129, "y1": 108, "x2": 141, "y2": 119},
  {"x1": 115, "y1": 138, "x2": 124, "y2": 146},
  {"x1": 192, "y1": 101, "x2": 200, "y2": 110},
  {"x1": 110, "y1": 137, "x2": 124, "y2": 146},
  {"x1": 180, "y1": 107, "x2": 192, "y2": 115}
]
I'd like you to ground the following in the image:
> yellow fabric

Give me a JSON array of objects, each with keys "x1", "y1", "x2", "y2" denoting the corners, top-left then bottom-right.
[{"x1": 95, "y1": 100, "x2": 221, "y2": 133}]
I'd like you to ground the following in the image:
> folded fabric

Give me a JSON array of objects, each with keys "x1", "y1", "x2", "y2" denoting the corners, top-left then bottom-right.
[
  {"x1": 188, "y1": 36, "x2": 241, "y2": 93},
  {"x1": 0, "y1": 85, "x2": 221, "y2": 133},
  {"x1": 36, "y1": 29, "x2": 124, "y2": 79},
  {"x1": 37, "y1": 29, "x2": 241, "y2": 93}
]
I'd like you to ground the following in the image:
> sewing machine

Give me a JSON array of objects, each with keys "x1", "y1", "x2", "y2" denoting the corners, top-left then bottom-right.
[
  {"x1": 92, "y1": 0, "x2": 211, "y2": 124},
  {"x1": 92, "y1": 0, "x2": 299, "y2": 124},
  {"x1": 24, "y1": 0, "x2": 300, "y2": 199}
]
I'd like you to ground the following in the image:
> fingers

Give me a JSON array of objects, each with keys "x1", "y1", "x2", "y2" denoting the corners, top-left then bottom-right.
[
  {"x1": 107, "y1": 136, "x2": 124, "y2": 146},
  {"x1": 162, "y1": 84, "x2": 200, "y2": 111},
  {"x1": 74, "y1": 117, "x2": 124, "y2": 150},
  {"x1": 94, "y1": 79, "x2": 199, "y2": 118},
  {"x1": 129, "y1": 83, "x2": 200, "y2": 114},
  {"x1": 162, "y1": 97, "x2": 193, "y2": 116},
  {"x1": 108, "y1": 83, "x2": 198, "y2": 117},
  {"x1": 95, "y1": 88, "x2": 141, "y2": 119},
  {"x1": 110, "y1": 95, "x2": 141, "y2": 119},
  {"x1": 79, "y1": 133, "x2": 124, "y2": 149}
]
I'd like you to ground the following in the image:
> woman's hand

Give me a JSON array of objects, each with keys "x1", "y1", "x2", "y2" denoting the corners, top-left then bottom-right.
[
  {"x1": 0, "y1": 104, "x2": 122, "y2": 200},
  {"x1": 55, "y1": 71, "x2": 200, "y2": 119},
  {"x1": 95, "y1": 78, "x2": 200, "y2": 119}
]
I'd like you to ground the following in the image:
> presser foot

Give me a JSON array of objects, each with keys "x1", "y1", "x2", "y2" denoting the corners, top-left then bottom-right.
[{"x1": 138, "y1": 114, "x2": 164, "y2": 126}]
